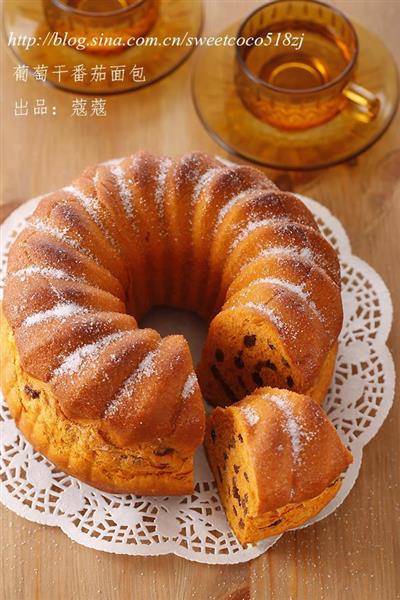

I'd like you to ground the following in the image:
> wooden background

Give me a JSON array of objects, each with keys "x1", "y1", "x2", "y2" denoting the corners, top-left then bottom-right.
[{"x1": 1, "y1": 1, "x2": 399, "y2": 599}]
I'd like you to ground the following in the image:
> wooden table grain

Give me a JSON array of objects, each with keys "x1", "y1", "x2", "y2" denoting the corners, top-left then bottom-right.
[{"x1": 1, "y1": 1, "x2": 399, "y2": 599}]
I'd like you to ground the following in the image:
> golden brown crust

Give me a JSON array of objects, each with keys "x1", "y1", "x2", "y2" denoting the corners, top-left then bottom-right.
[
  {"x1": 52, "y1": 328, "x2": 160, "y2": 420},
  {"x1": 220, "y1": 221, "x2": 341, "y2": 298},
  {"x1": 27, "y1": 189, "x2": 129, "y2": 285},
  {"x1": 6, "y1": 228, "x2": 125, "y2": 300},
  {"x1": 15, "y1": 312, "x2": 137, "y2": 383},
  {"x1": 225, "y1": 256, "x2": 343, "y2": 345},
  {"x1": 1, "y1": 312, "x2": 200, "y2": 495},
  {"x1": 190, "y1": 165, "x2": 277, "y2": 316},
  {"x1": 101, "y1": 335, "x2": 205, "y2": 450},
  {"x1": 4, "y1": 272, "x2": 126, "y2": 330},
  {"x1": 238, "y1": 388, "x2": 352, "y2": 511},
  {"x1": 163, "y1": 152, "x2": 222, "y2": 310}
]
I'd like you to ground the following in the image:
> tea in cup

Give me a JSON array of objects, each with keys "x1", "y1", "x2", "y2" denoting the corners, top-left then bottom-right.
[{"x1": 235, "y1": 0, "x2": 379, "y2": 130}]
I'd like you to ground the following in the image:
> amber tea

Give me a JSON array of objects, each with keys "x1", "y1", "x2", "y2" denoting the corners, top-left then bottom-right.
[
  {"x1": 44, "y1": 0, "x2": 159, "y2": 55},
  {"x1": 245, "y1": 24, "x2": 352, "y2": 92},
  {"x1": 64, "y1": 0, "x2": 140, "y2": 10},
  {"x1": 64, "y1": 0, "x2": 137, "y2": 12},
  {"x1": 235, "y1": 0, "x2": 378, "y2": 130}
]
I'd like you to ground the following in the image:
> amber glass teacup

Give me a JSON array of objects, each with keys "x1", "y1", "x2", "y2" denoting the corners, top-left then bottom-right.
[
  {"x1": 235, "y1": 0, "x2": 379, "y2": 130},
  {"x1": 43, "y1": 0, "x2": 159, "y2": 55}
]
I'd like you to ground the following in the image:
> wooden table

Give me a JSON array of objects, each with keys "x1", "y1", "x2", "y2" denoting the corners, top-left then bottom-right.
[{"x1": 1, "y1": 1, "x2": 399, "y2": 598}]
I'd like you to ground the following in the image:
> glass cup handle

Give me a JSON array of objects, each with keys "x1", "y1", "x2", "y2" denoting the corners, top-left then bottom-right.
[{"x1": 342, "y1": 82, "x2": 380, "y2": 122}]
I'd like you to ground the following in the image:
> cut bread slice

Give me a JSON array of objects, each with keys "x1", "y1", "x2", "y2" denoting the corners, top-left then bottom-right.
[{"x1": 204, "y1": 387, "x2": 352, "y2": 544}]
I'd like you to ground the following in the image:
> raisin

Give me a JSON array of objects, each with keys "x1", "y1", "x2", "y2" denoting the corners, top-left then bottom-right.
[
  {"x1": 217, "y1": 466, "x2": 223, "y2": 482},
  {"x1": 233, "y1": 505, "x2": 238, "y2": 516},
  {"x1": 256, "y1": 359, "x2": 277, "y2": 372},
  {"x1": 215, "y1": 349, "x2": 224, "y2": 362},
  {"x1": 24, "y1": 385, "x2": 40, "y2": 399},
  {"x1": 154, "y1": 447, "x2": 174, "y2": 456},
  {"x1": 223, "y1": 452, "x2": 228, "y2": 462},
  {"x1": 238, "y1": 434, "x2": 244, "y2": 444},
  {"x1": 232, "y1": 477, "x2": 241, "y2": 505},
  {"x1": 265, "y1": 359, "x2": 277, "y2": 371},
  {"x1": 287, "y1": 376, "x2": 294, "y2": 388},
  {"x1": 268, "y1": 343, "x2": 275, "y2": 351},
  {"x1": 211, "y1": 429, "x2": 216, "y2": 442},
  {"x1": 252, "y1": 372, "x2": 263, "y2": 386},
  {"x1": 268, "y1": 518, "x2": 282, "y2": 527},
  {"x1": 234, "y1": 354, "x2": 245, "y2": 369},
  {"x1": 211, "y1": 365, "x2": 237, "y2": 403},
  {"x1": 234, "y1": 464, "x2": 240, "y2": 474},
  {"x1": 244, "y1": 472, "x2": 249, "y2": 481},
  {"x1": 244, "y1": 334, "x2": 256, "y2": 348},
  {"x1": 238, "y1": 519, "x2": 245, "y2": 529}
]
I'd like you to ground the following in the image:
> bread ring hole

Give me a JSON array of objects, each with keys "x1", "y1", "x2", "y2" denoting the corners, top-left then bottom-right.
[{"x1": 140, "y1": 306, "x2": 208, "y2": 365}]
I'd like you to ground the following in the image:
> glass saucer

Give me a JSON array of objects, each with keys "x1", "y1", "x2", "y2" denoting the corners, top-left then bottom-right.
[
  {"x1": 192, "y1": 21, "x2": 399, "y2": 171},
  {"x1": 4, "y1": 0, "x2": 203, "y2": 94}
]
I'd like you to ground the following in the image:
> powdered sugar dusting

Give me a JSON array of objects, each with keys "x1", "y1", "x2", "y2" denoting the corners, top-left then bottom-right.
[
  {"x1": 22, "y1": 302, "x2": 88, "y2": 327},
  {"x1": 64, "y1": 185, "x2": 117, "y2": 248},
  {"x1": 260, "y1": 246, "x2": 315, "y2": 262},
  {"x1": 93, "y1": 170, "x2": 100, "y2": 186},
  {"x1": 11, "y1": 266, "x2": 84, "y2": 284},
  {"x1": 191, "y1": 168, "x2": 221, "y2": 206},
  {"x1": 216, "y1": 189, "x2": 257, "y2": 227},
  {"x1": 64, "y1": 186, "x2": 101, "y2": 228},
  {"x1": 182, "y1": 372, "x2": 197, "y2": 400},
  {"x1": 154, "y1": 158, "x2": 172, "y2": 219},
  {"x1": 28, "y1": 220, "x2": 94, "y2": 258},
  {"x1": 111, "y1": 165, "x2": 134, "y2": 221},
  {"x1": 105, "y1": 349, "x2": 160, "y2": 417},
  {"x1": 248, "y1": 277, "x2": 320, "y2": 318},
  {"x1": 238, "y1": 246, "x2": 317, "y2": 274},
  {"x1": 235, "y1": 302, "x2": 285, "y2": 330},
  {"x1": 230, "y1": 218, "x2": 290, "y2": 250},
  {"x1": 267, "y1": 394, "x2": 302, "y2": 466},
  {"x1": 135, "y1": 350, "x2": 158, "y2": 380},
  {"x1": 241, "y1": 405, "x2": 260, "y2": 426},
  {"x1": 53, "y1": 331, "x2": 126, "y2": 377}
]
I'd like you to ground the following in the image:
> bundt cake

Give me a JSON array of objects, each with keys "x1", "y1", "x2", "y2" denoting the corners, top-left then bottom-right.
[
  {"x1": 205, "y1": 387, "x2": 353, "y2": 544},
  {"x1": 1, "y1": 151, "x2": 342, "y2": 495}
]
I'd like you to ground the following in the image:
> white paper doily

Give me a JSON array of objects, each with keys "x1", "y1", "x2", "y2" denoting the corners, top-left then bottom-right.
[{"x1": 0, "y1": 193, "x2": 395, "y2": 564}]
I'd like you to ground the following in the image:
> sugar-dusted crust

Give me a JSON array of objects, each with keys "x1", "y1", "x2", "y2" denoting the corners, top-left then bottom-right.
[
  {"x1": 1, "y1": 311, "x2": 201, "y2": 495},
  {"x1": 205, "y1": 387, "x2": 352, "y2": 545},
  {"x1": 2, "y1": 151, "x2": 342, "y2": 495}
]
